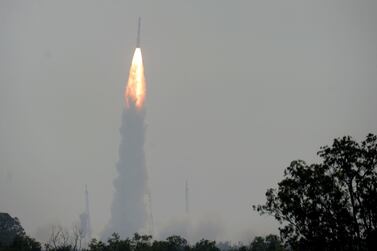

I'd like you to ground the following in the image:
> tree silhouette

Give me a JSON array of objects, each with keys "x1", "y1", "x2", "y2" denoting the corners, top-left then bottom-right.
[
  {"x1": 254, "y1": 134, "x2": 377, "y2": 251},
  {"x1": 0, "y1": 213, "x2": 41, "y2": 251},
  {"x1": 166, "y1": 235, "x2": 189, "y2": 251},
  {"x1": 191, "y1": 239, "x2": 219, "y2": 251},
  {"x1": 0, "y1": 213, "x2": 25, "y2": 247}
]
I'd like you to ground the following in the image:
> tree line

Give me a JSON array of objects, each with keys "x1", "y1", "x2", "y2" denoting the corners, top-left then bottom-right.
[{"x1": 0, "y1": 217, "x2": 284, "y2": 251}]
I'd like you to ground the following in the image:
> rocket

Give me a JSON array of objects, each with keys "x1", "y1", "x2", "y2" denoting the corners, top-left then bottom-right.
[{"x1": 137, "y1": 17, "x2": 141, "y2": 48}]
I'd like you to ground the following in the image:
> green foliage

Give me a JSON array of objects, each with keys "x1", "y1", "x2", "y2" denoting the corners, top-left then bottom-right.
[
  {"x1": 191, "y1": 239, "x2": 219, "y2": 251},
  {"x1": 254, "y1": 134, "x2": 377, "y2": 251},
  {"x1": 88, "y1": 233, "x2": 188, "y2": 251},
  {"x1": 107, "y1": 233, "x2": 131, "y2": 251},
  {"x1": 0, "y1": 212, "x2": 284, "y2": 251},
  {"x1": 88, "y1": 239, "x2": 107, "y2": 251},
  {"x1": 11, "y1": 234, "x2": 42, "y2": 251},
  {"x1": 0, "y1": 213, "x2": 25, "y2": 247},
  {"x1": 250, "y1": 237, "x2": 265, "y2": 251},
  {"x1": 86, "y1": 234, "x2": 219, "y2": 251},
  {"x1": 165, "y1": 235, "x2": 189, "y2": 251},
  {"x1": 85, "y1": 234, "x2": 285, "y2": 251},
  {"x1": 0, "y1": 213, "x2": 41, "y2": 251},
  {"x1": 249, "y1": 235, "x2": 284, "y2": 251}
]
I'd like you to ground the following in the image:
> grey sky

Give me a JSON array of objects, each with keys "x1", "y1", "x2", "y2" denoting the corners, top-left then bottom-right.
[{"x1": 1, "y1": 0, "x2": 377, "y2": 243}]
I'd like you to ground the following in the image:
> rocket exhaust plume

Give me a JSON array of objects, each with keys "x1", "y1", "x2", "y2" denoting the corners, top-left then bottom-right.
[
  {"x1": 104, "y1": 18, "x2": 152, "y2": 238},
  {"x1": 125, "y1": 48, "x2": 146, "y2": 109}
]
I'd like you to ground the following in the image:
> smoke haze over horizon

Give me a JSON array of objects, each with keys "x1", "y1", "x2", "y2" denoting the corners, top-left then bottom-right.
[{"x1": 1, "y1": 0, "x2": 377, "y2": 244}]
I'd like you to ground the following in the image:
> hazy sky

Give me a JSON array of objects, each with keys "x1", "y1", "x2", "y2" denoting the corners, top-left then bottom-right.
[{"x1": 1, "y1": 0, "x2": 377, "y2": 243}]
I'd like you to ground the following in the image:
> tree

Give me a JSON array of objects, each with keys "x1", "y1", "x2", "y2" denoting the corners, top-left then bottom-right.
[
  {"x1": 11, "y1": 234, "x2": 42, "y2": 251},
  {"x1": 192, "y1": 239, "x2": 219, "y2": 251},
  {"x1": 166, "y1": 235, "x2": 189, "y2": 251},
  {"x1": 250, "y1": 237, "x2": 266, "y2": 251},
  {"x1": 45, "y1": 224, "x2": 88, "y2": 251},
  {"x1": 71, "y1": 223, "x2": 84, "y2": 251},
  {"x1": 0, "y1": 213, "x2": 25, "y2": 247},
  {"x1": 131, "y1": 233, "x2": 152, "y2": 251},
  {"x1": 88, "y1": 238, "x2": 107, "y2": 251},
  {"x1": 151, "y1": 239, "x2": 170, "y2": 251},
  {"x1": 106, "y1": 233, "x2": 132, "y2": 251},
  {"x1": 254, "y1": 134, "x2": 377, "y2": 251},
  {"x1": 45, "y1": 225, "x2": 72, "y2": 251},
  {"x1": 248, "y1": 235, "x2": 285, "y2": 251},
  {"x1": 0, "y1": 213, "x2": 41, "y2": 251},
  {"x1": 249, "y1": 235, "x2": 284, "y2": 251},
  {"x1": 265, "y1": 235, "x2": 284, "y2": 251}
]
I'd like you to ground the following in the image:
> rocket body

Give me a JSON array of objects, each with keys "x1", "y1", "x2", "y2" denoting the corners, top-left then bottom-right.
[{"x1": 137, "y1": 17, "x2": 141, "y2": 48}]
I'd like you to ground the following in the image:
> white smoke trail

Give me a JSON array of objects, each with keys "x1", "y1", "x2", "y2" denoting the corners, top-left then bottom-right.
[{"x1": 104, "y1": 105, "x2": 149, "y2": 239}]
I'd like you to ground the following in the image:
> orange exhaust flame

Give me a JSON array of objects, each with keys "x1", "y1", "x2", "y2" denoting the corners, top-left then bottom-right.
[{"x1": 125, "y1": 48, "x2": 146, "y2": 109}]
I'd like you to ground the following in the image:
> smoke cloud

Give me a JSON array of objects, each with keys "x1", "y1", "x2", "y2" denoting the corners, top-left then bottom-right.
[{"x1": 104, "y1": 102, "x2": 150, "y2": 239}]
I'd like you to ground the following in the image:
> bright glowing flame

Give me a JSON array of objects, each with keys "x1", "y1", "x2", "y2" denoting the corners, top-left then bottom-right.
[{"x1": 125, "y1": 48, "x2": 146, "y2": 109}]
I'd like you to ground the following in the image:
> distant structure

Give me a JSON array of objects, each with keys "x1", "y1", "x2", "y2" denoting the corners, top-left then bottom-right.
[
  {"x1": 79, "y1": 185, "x2": 92, "y2": 242},
  {"x1": 185, "y1": 180, "x2": 189, "y2": 215}
]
